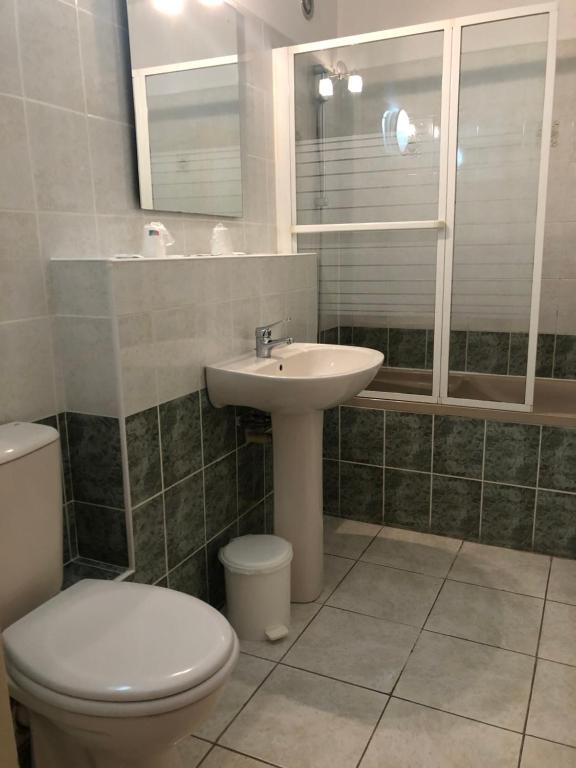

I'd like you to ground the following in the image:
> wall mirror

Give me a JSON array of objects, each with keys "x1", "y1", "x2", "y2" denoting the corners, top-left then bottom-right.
[{"x1": 127, "y1": 0, "x2": 243, "y2": 217}]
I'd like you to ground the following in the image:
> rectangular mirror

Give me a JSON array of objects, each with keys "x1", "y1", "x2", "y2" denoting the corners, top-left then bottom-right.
[{"x1": 127, "y1": 0, "x2": 243, "y2": 217}]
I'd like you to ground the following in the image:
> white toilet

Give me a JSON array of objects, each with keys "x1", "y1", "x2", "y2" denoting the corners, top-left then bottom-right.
[{"x1": 0, "y1": 422, "x2": 239, "y2": 768}]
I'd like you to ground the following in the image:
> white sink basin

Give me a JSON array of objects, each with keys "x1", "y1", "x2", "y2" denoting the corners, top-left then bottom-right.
[
  {"x1": 206, "y1": 342, "x2": 383, "y2": 603},
  {"x1": 206, "y1": 343, "x2": 383, "y2": 414}
]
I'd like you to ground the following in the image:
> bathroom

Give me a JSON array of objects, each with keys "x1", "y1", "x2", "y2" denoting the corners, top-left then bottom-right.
[{"x1": 1, "y1": 0, "x2": 576, "y2": 765}]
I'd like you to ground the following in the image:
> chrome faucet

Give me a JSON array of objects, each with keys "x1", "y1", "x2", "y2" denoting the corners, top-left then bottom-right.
[{"x1": 255, "y1": 319, "x2": 293, "y2": 358}]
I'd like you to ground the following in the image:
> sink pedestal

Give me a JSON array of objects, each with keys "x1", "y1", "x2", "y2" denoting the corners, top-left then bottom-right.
[{"x1": 272, "y1": 411, "x2": 324, "y2": 603}]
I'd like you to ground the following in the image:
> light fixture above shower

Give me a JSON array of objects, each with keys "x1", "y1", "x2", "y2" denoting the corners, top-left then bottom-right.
[{"x1": 317, "y1": 61, "x2": 363, "y2": 98}]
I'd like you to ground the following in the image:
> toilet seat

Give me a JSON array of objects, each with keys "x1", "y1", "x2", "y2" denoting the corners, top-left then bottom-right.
[{"x1": 3, "y1": 580, "x2": 239, "y2": 716}]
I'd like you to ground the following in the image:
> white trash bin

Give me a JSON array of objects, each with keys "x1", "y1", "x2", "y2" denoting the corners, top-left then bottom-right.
[{"x1": 219, "y1": 535, "x2": 293, "y2": 642}]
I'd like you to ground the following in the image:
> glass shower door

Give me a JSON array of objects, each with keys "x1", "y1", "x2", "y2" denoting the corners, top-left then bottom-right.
[
  {"x1": 442, "y1": 10, "x2": 556, "y2": 409},
  {"x1": 281, "y1": 5, "x2": 557, "y2": 409},
  {"x1": 292, "y1": 27, "x2": 448, "y2": 400}
]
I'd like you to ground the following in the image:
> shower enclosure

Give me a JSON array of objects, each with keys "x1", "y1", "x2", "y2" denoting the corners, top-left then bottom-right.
[{"x1": 273, "y1": 4, "x2": 557, "y2": 412}]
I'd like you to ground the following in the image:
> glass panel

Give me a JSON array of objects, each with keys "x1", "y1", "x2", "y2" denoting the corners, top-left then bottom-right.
[
  {"x1": 294, "y1": 31, "x2": 444, "y2": 225},
  {"x1": 298, "y1": 230, "x2": 438, "y2": 397},
  {"x1": 448, "y1": 14, "x2": 548, "y2": 403},
  {"x1": 145, "y1": 63, "x2": 242, "y2": 216}
]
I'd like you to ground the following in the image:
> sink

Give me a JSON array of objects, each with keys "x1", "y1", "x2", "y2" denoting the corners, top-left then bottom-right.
[
  {"x1": 207, "y1": 343, "x2": 383, "y2": 414},
  {"x1": 207, "y1": 343, "x2": 383, "y2": 602}
]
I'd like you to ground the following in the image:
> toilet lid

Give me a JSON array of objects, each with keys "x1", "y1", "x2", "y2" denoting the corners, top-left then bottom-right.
[{"x1": 2, "y1": 580, "x2": 236, "y2": 703}]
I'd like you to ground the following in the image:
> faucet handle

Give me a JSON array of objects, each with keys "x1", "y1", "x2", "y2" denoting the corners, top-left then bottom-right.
[{"x1": 255, "y1": 318, "x2": 291, "y2": 337}]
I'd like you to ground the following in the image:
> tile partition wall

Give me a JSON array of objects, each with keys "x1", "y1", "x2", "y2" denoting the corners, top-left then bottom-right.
[
  {"x1": 324, "y1": 404, "x2": 576, "y2": 559},
  {"x1": 50, "y1": 253, "x2": 318, "y2": 600}
]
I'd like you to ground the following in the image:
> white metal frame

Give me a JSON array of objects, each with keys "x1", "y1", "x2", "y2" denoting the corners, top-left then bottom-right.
[
  {"x1": 275, "y1": 3, "x2": 558, "y2": 411},
  {"x1": 132, "y1": 54, "x2": 239, "y2": 210},
  {"x1": 439, "y1": 3, "x2": 557, "y2": 413}
]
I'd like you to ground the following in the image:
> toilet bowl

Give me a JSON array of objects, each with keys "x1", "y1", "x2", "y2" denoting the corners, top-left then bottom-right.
[{"x1": 3, "y1": 579, "x2": 239, "y2": 768}]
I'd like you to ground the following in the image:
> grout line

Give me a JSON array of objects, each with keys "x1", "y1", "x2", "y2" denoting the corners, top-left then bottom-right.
[
  {"x1": 206, "y1": 601, "x2": 323, "y2": 749},
  {"x1": 198, "y1": 744, "x2": 285, "y2": 768},
  {"x1": 532, "y1": 426, "x2": 543, "y2": 550},
  {"x1": 334, "y1": 458, "x2": 576, "y2": 498},
  {"x1": 337, "y1": 405, "x2": 342, "y2": 517},
  {"x1": 429, "y1": 414, "x2": 435, "y2": 530},
  {"x1": 516, "y1": 554, "x2": 552, "y2": 768},
  {"x1": 381, "y1": 410, "x2": 386, "y2": 525},
  {"x1": 506, "y1": 331, "x2": 513, "y2": 377},
  {"x1": 390, "y1": 694, "x2": 528, "y2": 738},
  {"x1": 387, "y1": 538, "x2": 464, "y2": 705},
  {"x1": 478, "y1": 420, "x2": 487, "y2": 541}
]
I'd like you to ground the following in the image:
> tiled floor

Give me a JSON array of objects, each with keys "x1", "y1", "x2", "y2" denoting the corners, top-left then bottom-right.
[{"x1": 178, "y1": 516, "x2": 576, "y2": 767}]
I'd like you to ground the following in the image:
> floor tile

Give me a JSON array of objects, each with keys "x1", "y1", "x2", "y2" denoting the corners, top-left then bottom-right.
[
  {"x1": 448, "y1": 542, "x2": 550, "y2": 597},
  {"x1": 540, "y1": 601, "x2": 576, "y2": 666},
  {"x1": 360, "y1": 699, "x2": 522, "y2": 768},
  {"x1": 395, "y1": 631, "x2": 534, "y2": 731},
  {"x1": 327, "y1": 561, "x2": 442, "y2": 627},
  {"x1": 220, "y1": 665, "x2": 387, "y2": 768},
  {"x1": 239, "y1": 602, "x2": 321, "y2": 662},
  {"x1": 201, "y1": 746, "x2": 277, "y2": 767},
  {"x1": 362, "y1": 526, "x2": 461, "y2": 577},
  {"x1": 283, "y1": 606, "x2": 419, "y2": 693},
  {"x1": 426, "y1": 581, "x2": 543, "y2": 655},
  {"x1": 317, "y1": 554, "x2": 355, "y2": 603},
  {"x1": 177, "y1": 736, "x2": 211, "y2": 766},
  {"x1": 323, "y1": 515, "x2": 381, "y2": 560},
  {"x1": 548, "y1": 557, "x2": 576, "y2": 605},
  {"x1": 521, "y1": 737, "x2": 576, "y2": 767},
  {"x1": 193, "y1": 654, "x2": 274, "y2": 741},
  {"x1": 527, "y1": 660, "x2": 576, "y2": 747}
]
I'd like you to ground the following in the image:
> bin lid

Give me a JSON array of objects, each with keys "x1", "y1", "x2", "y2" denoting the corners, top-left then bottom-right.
[{"x1": 219, "y1": 535, "x2": 293, "y2": 575}]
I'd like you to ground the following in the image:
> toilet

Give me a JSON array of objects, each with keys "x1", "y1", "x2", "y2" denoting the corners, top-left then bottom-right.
[{"x1": 0, "y1": 422, "x2": 239, "y2": 768}]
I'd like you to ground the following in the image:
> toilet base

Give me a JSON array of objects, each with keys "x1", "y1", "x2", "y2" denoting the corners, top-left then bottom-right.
[{"x1": 30, "y1": 711, "x2": 186, "y2": 768}]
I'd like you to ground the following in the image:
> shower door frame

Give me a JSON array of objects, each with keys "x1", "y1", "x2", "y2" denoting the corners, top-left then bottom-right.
[{"x1": 274, "y1": 3, "x2": 558, "y2": 412}]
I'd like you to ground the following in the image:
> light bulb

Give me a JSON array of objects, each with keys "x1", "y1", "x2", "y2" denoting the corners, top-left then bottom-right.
[
  {"x1": 152, "y1": 0, "x2": 184, "y2": 14},
  {"x1": 347, "y1": 74, "x2": 363, "y2": 94},
  {"x1": 319, "y1": 77, "x2": 334, "y2": 98}
]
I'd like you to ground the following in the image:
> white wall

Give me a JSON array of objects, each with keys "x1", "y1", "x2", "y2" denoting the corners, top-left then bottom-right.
[
  {"x1": 337, "y1": 0, "x2": 576, "y2": 40},
  {"x1": 235, "y1": 0, "x2": 338, "y2": 45}
]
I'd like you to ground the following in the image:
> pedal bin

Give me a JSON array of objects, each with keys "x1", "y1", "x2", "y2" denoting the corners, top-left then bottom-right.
[{"x1": 219, "y1": 535, "x2": 293, "y2": 642}]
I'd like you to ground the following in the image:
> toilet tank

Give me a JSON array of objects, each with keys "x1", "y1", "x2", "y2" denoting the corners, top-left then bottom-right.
[{"x1": 0, "y1": 423, "x2": 63, "y2": 630}]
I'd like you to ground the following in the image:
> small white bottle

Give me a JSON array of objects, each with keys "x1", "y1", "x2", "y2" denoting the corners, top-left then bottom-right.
[
  {"x1": 141, "y1": 222, "x2": 175, "y2": 258},
  {"x1": 210, "y1": 222, "x2": 233, "y2": 256}
]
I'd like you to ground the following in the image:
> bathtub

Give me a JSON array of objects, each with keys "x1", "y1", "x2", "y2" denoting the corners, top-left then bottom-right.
[{"x1": 351, "y1": 368, "x2": 576, "y2": 427}]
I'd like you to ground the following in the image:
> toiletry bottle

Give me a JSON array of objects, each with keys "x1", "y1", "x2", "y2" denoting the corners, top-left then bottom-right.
[
  {"x1": 141, "y1": 222, "x2": 175, "y2": 258},
  {"x1": 210, "y1": 222, "x2": 233, "y2": 256}
]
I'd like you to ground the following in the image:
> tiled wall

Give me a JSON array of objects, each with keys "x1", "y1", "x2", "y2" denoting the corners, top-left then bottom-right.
[
  {"x1": 125, "y1": 391, "x2": 273, "y2": 606},
  {"x1": 51, "y1": 254, "x2": 318, "y2": 417},
  {"x1": 321, "y1": 326, "x2": 576, "y2": 379},
  {"x1": 49, "y1": 254, "x2": 317, "y2": 588},
  {"x1": 324, "y1": 405, "x2": 576, "y2": 559},
  {"x1": 0, "y1": 0, "x2": 279, "y2": 428}
]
